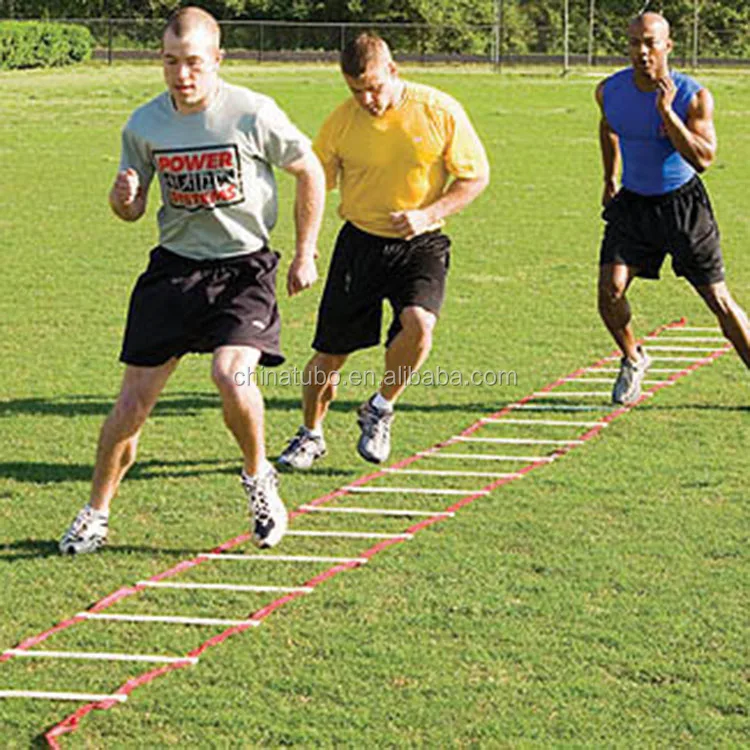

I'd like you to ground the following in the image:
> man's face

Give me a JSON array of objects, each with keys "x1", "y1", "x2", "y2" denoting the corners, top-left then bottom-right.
[
  {"x1": 628, "y1": 19, "x2": 672, "y2": 81},
  {"x1": 162, "y1": 28, "x2": 221, "y2": 113},
  {"x1": 344, "y1": 59, "x2": 399, "y2": 117}
]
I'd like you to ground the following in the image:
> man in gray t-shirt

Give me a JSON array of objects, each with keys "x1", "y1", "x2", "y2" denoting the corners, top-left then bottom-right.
[{"x1": 59, "y1": 7, "x2": 325, "y2": 554}]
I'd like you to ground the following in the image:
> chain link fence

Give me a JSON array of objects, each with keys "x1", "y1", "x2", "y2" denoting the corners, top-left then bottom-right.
[{"x1": 6, "y1": 18, "x2": 750, "y2": 70}]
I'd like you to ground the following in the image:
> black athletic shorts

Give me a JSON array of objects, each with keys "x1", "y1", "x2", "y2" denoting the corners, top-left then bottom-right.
[
  {"x1": 599, "y1": 175, "x2": 725, "y2": 287},
  {"x1": 312, "y1": 222, "x2": 451, "y2": 355},
  {"x1": 120, "y1": 246, "x2": 284, "y2": 367}
]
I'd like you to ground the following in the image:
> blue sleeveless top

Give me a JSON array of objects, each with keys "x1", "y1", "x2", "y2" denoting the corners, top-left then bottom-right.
[{"x1": 603, "y1": 68, "x2": 702, "y2": 196}]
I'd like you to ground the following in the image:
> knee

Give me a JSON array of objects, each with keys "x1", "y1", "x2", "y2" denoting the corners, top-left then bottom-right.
[
  {"x1": 212, "y1": 359, "x2": 248, "y2": 397},
  {"x1": 598, "y1": 279, "x2": 627, "y2": 311},
  {"x1": 401, "y1": 307, "x2": 436, "y2": 349}
]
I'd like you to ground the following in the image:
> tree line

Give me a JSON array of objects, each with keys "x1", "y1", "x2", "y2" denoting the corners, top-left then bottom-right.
[{"x1": 2, "y1": 1, "x2": 748, "y2": 58}]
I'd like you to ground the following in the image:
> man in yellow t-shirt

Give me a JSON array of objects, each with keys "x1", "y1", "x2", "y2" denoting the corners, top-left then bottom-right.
[{"x1": 279, "y1": 32, "x2": 489, "y2": 468}]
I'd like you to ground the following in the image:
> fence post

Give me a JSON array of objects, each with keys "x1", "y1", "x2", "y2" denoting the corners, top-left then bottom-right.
[
  {"x1": 258, "y1": 22, "x2": 263, "y2": 64},
  {"x1": 562, "y1": 0, "x2": 570, "y2": 75},
  {"x1": 495, "y1": 0, "x2": 505, "y2": 72},
  {"x1": 691, "y1": 0, "x2": 699, "y2": 68},
  {"x1": 587, "y1": 0, "x2": 595, "y2": 66},
  {"x1": 107, "y1": 16, "x2": 113, "y2": 66},
  {"x1": 340, "y1": 23, "x2": 345, "y2": 52}
]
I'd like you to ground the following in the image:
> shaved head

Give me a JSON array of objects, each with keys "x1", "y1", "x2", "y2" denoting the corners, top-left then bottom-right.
[
  {"x1": 627, "y1": 10, "x2": 673, "y2": 85},
  {"x1": 163, "y1": 6, "x2": 221, "y2": 48},
  {"x1": 628, "y1": 12, "x2": 671, "y2": 41}
]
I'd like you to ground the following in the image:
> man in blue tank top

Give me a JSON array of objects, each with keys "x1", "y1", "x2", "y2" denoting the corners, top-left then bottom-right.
[{"x1": 596, "y1": 12, "x2": 750, "y2": 404}]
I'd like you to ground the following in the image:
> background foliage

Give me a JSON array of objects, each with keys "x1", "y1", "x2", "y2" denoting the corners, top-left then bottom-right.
[{"x1": 0, "y1": 1, "x2": 749, "y2": 58}]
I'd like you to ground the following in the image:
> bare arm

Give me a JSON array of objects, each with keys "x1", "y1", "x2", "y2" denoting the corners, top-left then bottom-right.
[
  {"x1": 282, "y1": 150, "x2": 326, "y2": 296},
  {"x1": 109, "y1": 168, "x2": 147, "y2": 222},
  {"x1": 390, "y1": 175, "x2": 489, "y2": 240},
  {"x1": 657, "y1": 81, "x2": 717, "y2": 172},
  {"x1": 596, "y1": 80, "x2": 621, "y2": 207}
]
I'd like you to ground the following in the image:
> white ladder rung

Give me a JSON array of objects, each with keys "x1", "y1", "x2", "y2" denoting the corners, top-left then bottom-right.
[
  {"x1": 567, "y1": 378, "x2": 669, "y2": 385},
  {"x1": 671, "y1": 326, "x2": 721, "y2": 332},
  {"x1": 344, "y1": 485, "x2": 485, "y2": 496},
  {"x1": 3, "y1": 649, "x2": 197, "y2": 665},
  {"x1": 646, "y1": 336, "x2": 725, "y2": 342},
  {"x1": 0, "y1": 690, "x2": 128, "y2": 703},
  {"x1": 512, "y1": 404, "x2": 612, "y2": 411},
  {"x1": 646, "y1": 346, "x2": 721, "y2": 352},
  {"x1": 651, "y1": 356, "x2": 708, "y2": 362},
  {"x1": 483, "y1": 418, "x2": 605, "y2": 427},
  {"x1": 137, "y1": 581, "x2": 312, "y2": 594},
  {"x1": 588, "y1": 368, "x2": 682, "y2": 374},
  {"x1": 77, "y1": 612, "x2": 261, "y2": 627},
  {"x1": 202, "y1": 553, "x2": 368, "y2": 564},
  {"x1": 534, "y1": 391, "x2": 620, "y2": 398},
  {"x1": 418, "y1": 451, "x2": 555, "y2": 463},
  {"x1": 455, "y1": 436, "x2": 583, "y2": 446},
  {"x1": 298, "y1": 505, "x2": 455, "y2": 518},
  {"x1": 384, "y1": 468, "x2": 517, "y2": 479},
  {"x1": 286, "y1": 530, "x2": 414, "y2": 540}
]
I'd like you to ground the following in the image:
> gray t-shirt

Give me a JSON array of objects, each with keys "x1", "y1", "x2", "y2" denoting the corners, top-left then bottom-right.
[{"x1": 119, "y1": 80, "x2": 310, "y2": 260}]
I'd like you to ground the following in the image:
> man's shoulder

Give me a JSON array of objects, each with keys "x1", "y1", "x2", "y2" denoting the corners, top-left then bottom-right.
[
  {"x1": 603, "y1": 67, "x2": 633, "y2": 90},
  {"x1": 126, "y1": 91, "x2": 170, "y2": 131},
  {"x1": 221, "y1": 81, "x2": 278, "y2": 115},
  {"x1": 404, "y1": 80, "x2": 464, "y2": 116},
  {"x1": 671, "y1": 70, "x2": 704, "y2": 95},
  {"x1": 324, "y1": 96, "x2": 358, "y2": 123}
]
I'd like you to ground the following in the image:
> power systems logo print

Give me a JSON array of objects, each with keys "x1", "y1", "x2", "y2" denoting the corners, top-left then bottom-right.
[{"x1": 155, "y1": 144, "x2": 244, "y2": 211}]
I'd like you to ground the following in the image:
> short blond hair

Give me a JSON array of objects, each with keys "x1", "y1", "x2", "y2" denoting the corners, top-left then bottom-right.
[
  {"x1": 340, "y1": 32, "x2": 392, "y2": 78},
  {"x1": 163, "y1": 6, "x2": 221, "y2": 47}
]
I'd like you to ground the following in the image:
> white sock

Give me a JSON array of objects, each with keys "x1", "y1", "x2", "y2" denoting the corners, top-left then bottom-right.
[
  {"x1": 303, "y1": 425, "x2": 323, "y2": 439},
  {"x1": 371, "y1": 392, "x2": 394, "y2": 412},
  {"x1": 87, "y1": 504, "x2": 109, "y2": 519},
  {"x1": 243, "y1": 460, "x2": 273, "y2": 481}
]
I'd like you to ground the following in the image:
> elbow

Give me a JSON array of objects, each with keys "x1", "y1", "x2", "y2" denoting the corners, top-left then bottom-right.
[
  {"x1": 474, "y1": 172, "x2": 490, "y2": 195},
  {"x1": 695, "y1": 146, "x2": 717, "y2": 173}
]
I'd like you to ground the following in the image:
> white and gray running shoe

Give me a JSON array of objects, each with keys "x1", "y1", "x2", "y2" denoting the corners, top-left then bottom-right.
[
  {"x1": 242, "y1": 465, "x2": 288, "y2": 548},
  {"x1": 612, "y1": 346, "x2": 653, "y2": 405},
  {"x1": 277, "y1": 427, "x2": 327, "y2": 470},
  {"x1": 59, "y1": 505, "x2": 109, "y2": 555},
  {"x1": 356, "y1": 398, "x2": 394, "y2": 464}
]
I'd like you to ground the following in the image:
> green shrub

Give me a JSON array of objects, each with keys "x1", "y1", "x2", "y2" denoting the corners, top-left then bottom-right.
[{"x1": 0, "y1": 21, "x2": 93, "y2": 69}]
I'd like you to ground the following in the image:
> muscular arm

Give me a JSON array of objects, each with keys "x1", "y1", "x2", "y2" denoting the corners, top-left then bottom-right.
[
  {"x1": 282, "y1": 150, "x2": 326, "y2": 295},
  {"x1": 424, "y1": 175, "x2": 489, "y2": 225},
  {"x1": 390, "y1": 175, "x2": 489, "y2": 240},
  {"x1": 657, "y1": 83, "x2": 717, "y2": 172},
  {"x1": 596, "y1": 80, "x2": 621, "y2": 207}
]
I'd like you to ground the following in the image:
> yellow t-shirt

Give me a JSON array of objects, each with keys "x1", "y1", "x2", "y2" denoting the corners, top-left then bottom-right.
[{"x1": 313, "y1": 81, "x2": 489, "y2": 238}]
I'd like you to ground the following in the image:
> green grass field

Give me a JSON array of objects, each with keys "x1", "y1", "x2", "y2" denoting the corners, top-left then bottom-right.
[{"x1": 0, "y1": 63, "x2": 748, "y2": 747}]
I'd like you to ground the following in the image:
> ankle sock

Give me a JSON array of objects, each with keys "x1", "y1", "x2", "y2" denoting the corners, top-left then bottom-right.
[
  {"x1": 371, "y1": 392, "x2": 394, "y2": 413},
  {"x1": 303, "y1": 425, "x2": 323, "y2": 439}
]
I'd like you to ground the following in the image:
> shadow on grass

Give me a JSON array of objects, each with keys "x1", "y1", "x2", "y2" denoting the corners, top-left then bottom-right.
[
  {"x1": 0, "y1": 457, "x2": 354, "y2": 485},
  {"x1": 641, "y1": 403, "x2": 749, "y2": 413},
  {"x1": 0, "y1": 538, "x2": 215, "y2": 562},
  {"x1": 0, "y1": 458, "x2": 237, "y2": 484},
  {"x1": 0, "y1": 392, "x2": 508, "y2": 418}
]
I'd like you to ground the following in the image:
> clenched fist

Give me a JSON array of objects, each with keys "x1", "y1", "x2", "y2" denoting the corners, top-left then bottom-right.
[{"x1": 113, "y1": 168, "x2": 140, "y2": 206}]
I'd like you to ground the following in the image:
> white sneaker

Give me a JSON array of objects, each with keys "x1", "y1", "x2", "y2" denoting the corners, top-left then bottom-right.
[
  {"x1": 241, "y1": 465, "x2": 288, "y2": 548},
  {"x1": 277, "y1": 427, "x2": 327, "y2": 470},
  {"x1": 612, "y1": 346, "x2": 653, "y2": 405},
  {"x1": 356, "y1": 398, "x2": 394, "y2": 464},
  {"x1": 59, "y1": 505, "x2": 109, "y2": 555}
]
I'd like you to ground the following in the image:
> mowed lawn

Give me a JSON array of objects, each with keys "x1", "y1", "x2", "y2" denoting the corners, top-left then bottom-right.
[{"x1": 0, "y1": 63, "x2": 748, "y2": 746}]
